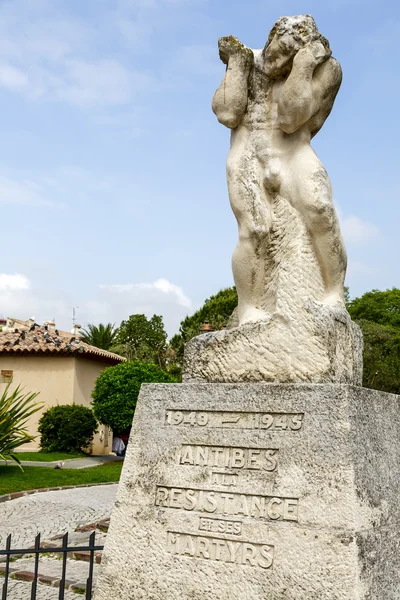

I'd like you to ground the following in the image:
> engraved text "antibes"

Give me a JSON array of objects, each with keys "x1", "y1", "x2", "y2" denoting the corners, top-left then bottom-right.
[{"x1": 180, "y1": 445, "x2": 278, "y2": 471}]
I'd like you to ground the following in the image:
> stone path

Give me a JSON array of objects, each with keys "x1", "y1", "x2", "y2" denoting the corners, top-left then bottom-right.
[
  {"x1": 0, "y1": 485, "x2": 118, "y2": 598},
  {"x1": 0, "y1": 485, "x2": 117, "y2": 548},
  {"x1": 4, "y1": 580, "x2": 78, "y2": 600}
]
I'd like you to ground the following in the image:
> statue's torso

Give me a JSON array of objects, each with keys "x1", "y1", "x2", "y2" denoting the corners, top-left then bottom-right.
[{"x1": 237, "y1": 50, "x2": 311, "y2": 164}]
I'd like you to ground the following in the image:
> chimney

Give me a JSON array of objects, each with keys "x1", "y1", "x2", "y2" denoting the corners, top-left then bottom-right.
[
  {"x1": 200, "y1": 321, "x2": 214, "y2": 334},
  {"x1": 73, "y1": 324, "x2": 82, "y2": 337},
  {"x1": 6, "y1": 318, "x2": 15, "y2": 331}
]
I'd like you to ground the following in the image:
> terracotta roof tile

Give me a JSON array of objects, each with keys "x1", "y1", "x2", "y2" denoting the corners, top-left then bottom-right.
[{"x1": 0, "y1": 324, "x2": 125, "y2": 364}]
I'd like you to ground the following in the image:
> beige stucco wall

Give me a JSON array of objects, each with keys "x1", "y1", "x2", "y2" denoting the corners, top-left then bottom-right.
[
  {"x1": 72, "y1": 357, "x2": 113, "y2": 454},
  {"x1": 0, "y1": 354, "x2": 113, "y2": 454}
]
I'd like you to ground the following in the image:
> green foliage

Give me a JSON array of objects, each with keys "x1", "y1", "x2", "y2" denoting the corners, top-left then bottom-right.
[
  {"x1": 114, "y1": 314, "x2": 168, "y2": 368},
  {"x1": 170, "y1": 287, "x2": 238, "y2": 361},
  {"x1": 346, "y1": 287, "x2": 400, "y2": 394},
  {"x1": 0, "y1": 385, "x2": 42, "y2": 468},
  {"x1": 38, "y1": 405, "x2": 97, "y2": 453},
  {"x1": 91, "y1": 361, "x2": 176, "y2": 431},
  {"x1": 0, "y1": 461, "x2": 122, "y2": 495},
  {"x1": 357, "y1": 319, "x2": 400, "y2": 394},
  {"x1": 80, "y1": 323, "x2": 118, "y2": 351},
  {"x1": 347, "y1": 288, "x2": 400, "y2": 329}
]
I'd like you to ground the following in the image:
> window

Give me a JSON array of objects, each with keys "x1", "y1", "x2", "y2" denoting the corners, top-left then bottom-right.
[{"x1": 0, "y1": 370, "x2": 13, "y2": 383}]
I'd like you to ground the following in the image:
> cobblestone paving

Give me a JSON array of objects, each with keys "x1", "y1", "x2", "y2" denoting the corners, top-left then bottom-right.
[
  {"x1": 6, "y1": 553, "x2": 102, "y2": 582},
  {"x1": 4, "y1": 580, "x2": 79, "y2": 600},
  {"x1": 0, "y1": 485, "x2": 117, "y2": 548}
]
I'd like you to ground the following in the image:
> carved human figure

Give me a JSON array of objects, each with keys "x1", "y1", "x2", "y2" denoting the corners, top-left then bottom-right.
[{"x1": 212, "y1": 15, "x2": 346, "y2": 325}]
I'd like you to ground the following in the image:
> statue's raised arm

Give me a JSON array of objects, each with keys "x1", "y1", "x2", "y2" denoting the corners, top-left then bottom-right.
[{"x1": 212, "y1": 36, "x2": 253, "y2": 129}]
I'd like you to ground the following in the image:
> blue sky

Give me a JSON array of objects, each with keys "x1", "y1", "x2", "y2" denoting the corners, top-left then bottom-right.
[{"x1": 0, "y1": 0, "x2": 398, "y2": 335}]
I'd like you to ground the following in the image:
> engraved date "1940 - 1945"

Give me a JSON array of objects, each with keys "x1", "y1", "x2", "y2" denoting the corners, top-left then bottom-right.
[{"x1": 165, "y1": 410, "x2": 304, "y2": 431}]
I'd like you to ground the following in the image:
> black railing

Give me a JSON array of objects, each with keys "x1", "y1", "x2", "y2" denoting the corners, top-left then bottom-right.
[{"x1": 0, "y1": 531, "x2": 103, "y2": 600}]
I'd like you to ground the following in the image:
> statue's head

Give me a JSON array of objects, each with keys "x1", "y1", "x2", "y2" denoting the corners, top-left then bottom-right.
[{"x1": 263, "y1": 15, "x2": 330, "y2": 77}]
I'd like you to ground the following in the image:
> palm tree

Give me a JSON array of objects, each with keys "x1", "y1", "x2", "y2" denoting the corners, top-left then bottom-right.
[{"x1": 80, "y1": 323, "x2": 118, "y2": 350}]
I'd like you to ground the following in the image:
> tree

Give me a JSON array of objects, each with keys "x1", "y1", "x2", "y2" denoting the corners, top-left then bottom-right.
[
  {"x1": 115, "y1": 314, "x2": 168, "y2": 368},
  {"x1": 358, "y1": 319, "x2": 400, "y2": 394},
  {"x1": 170, "y1": 287, "x2": 238, "y2": 362},
  {"x1": 91, "y1": 361, "x2": 176, "y2": 432},
  {"x1": 0, "y1": 385, "x2": 42, "y2": 468},
  {"x1": 347, "y1": 288, "x2": 400, "y2": 329},
  {"x1": 38, "y1": 404, "x2": 97, "y2": 453},
  {"x1": 81, "y1": 323, "x2": 118, "y2": 351}
]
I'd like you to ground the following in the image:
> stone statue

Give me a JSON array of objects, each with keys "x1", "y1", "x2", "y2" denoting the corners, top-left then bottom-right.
[
  {"x1": 212, "y1": 15, "x2": 346, "y2": 325},
  {"x1": 184, "y1": 15, "x2": 362, "y2": 384}
]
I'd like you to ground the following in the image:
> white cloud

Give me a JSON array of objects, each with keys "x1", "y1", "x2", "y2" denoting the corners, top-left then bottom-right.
[
  {"x1": 336, "y1": 206, "x2": 380, "y2": 245},
  {"x1": 0, "y1": 273, "x2": 30, "y2": 292},
  {"x1": 340, "y1": 215, "x2": 380, "y2": 245},
  {"x1": 0, "y1": 175, "x2": 63, "y2": 209},
  {"x1": 0, "y1": 1, "x2": 152, "y2": 108},
  {"x1": 0, "y1": 63, "x2": 29, "y2": 91},
  {"x1": 56, "y1": 59, "x2": 151, "y2": 107},
  {"x1": 98, "y1": 278, "x2": 193, "y2": 333},
  {"x1": 0, "y1": 275, "x2": 192, "y2": 337}
]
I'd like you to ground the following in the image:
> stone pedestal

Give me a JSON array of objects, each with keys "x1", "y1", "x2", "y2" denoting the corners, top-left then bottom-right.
[{"x1": 95, "y1": 383, "x2": 400, "y2": 600}]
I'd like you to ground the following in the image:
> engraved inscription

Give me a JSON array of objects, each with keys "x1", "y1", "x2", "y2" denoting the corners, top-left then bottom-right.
[
  {"x1": 156, "y1": 486, "x2": 298, "y2": 521},
  {"x1": 198, "y1": 517, "x2": 242, "y2": 536},
  {"x1": 180, "y1": 445, "x2": 278, "y2": 471},
  {"x1": 211, "y1": 471, "x2": 238, "y2": 486},
  {"x1": 166, "y1": 410, "x2": 303, "y2": 431},
  {"x1": 167, "y1": 531, "x2": 274, "y2": 568}
]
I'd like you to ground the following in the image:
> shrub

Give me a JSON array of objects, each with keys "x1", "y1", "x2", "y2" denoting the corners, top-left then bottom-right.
[
  {"x1": 92, "y1": 361, "x2": 176, "y2": 432},
  {"x1": 38, "y1": 404, "x2": 97, "y2": 453},
  {"x1": 0, "y1": 384, "x2": 42, "y2": 468}
]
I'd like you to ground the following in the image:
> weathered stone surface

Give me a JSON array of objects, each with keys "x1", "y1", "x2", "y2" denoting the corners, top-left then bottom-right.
[
  {"x1": 184, "y1": 303, "x2": 363, "y2": 384},
  {"x1": 95, "y1": 383, "x2": 400, "y2": 599},
  {"x1": 187, "y1": 15, "x2": 363, "y2": 383}
]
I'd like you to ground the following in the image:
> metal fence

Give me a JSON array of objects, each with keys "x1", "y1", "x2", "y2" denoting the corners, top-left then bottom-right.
[{"x1": 0, "y1": 531, "x2": 103, "y2": 600}]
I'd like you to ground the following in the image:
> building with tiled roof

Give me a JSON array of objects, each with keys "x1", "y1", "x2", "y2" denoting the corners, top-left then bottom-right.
[
  {"x1": 0, "y1": 318, "x2": 125, "y2": 454},
  {"x1": 0, "y1": 319, "x2": 124, "y2": 364}
]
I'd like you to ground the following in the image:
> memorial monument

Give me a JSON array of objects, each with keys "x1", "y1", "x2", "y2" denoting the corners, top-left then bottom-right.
[{"x1": 95, "y1": 15, "x2": 400, "y2": 600}]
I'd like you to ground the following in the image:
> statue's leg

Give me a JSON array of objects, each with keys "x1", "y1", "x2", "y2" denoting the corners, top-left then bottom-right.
[
  {"x1": 282, "y1": 147, "x2": 347, "y2": 305},
  {"x1": 227, "y1": 139, "x2": 271, "y2": 324}
]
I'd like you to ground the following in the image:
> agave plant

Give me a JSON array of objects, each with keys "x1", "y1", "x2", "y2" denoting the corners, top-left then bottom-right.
[{"x1": 0, "y1": 384, "x2": 42, "y2": 469}]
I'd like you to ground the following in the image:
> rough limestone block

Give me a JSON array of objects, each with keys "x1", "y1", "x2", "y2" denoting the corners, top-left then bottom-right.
[
  {"x1": 183, "y1": 303, "x2": 363, "y2": 385},
  {"x1": 95, "y1": 383, "x2": 400, "y2": 600}
]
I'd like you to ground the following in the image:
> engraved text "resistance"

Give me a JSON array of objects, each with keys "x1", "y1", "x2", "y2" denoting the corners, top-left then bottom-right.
[{"x1": 156, "y1": 486, "x2": 298, "y2": 521}]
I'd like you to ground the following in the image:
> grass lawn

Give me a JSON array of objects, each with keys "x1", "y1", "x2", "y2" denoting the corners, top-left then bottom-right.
[
  {"x1": 13, "y1": 451, "x2": 86, "y2": 462},
  {"x1": 0, "y1": 462, "x2": 123, "y2": 495}
]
